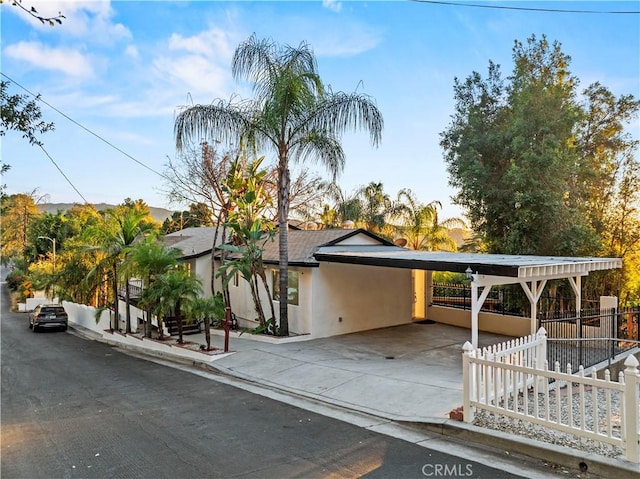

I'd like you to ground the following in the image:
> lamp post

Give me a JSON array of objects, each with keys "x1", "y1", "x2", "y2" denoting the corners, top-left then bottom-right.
[{"x1": 38, "y1": 236, "x2": 56, "y2": 299}]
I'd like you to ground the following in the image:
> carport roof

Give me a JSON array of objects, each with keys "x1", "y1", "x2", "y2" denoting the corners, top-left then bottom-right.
[{"x1": 313, "y1": 247, "x2": 622, "y2": 279}]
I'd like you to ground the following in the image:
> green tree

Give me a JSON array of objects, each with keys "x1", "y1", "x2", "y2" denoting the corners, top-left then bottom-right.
[
  {"x1": 144, "y1": 267, "x2": 202, "y2": 344},
  {"x1": 218, "y1": 156, "x2": 277, "y2": 329},
  {"x1": 441, "y1": 34, "x2": 639, "y2": 302},
  {"x1": 442, "y1": 35, "x2": 588, "y2": 255},
  {"x1": 187, "y1": 293, "x2": 225, "y2": 351},
  {"x1": 175, "y1": 35, "x2": 383, "y2": 335},
  {"x1": 1, "y1": 193, "x2": 41, "y2": 261},
  {"x1": 124, "y1": 236, "x2": 181, "y2": 337},
  {"x1": 392, "y1": 189, "x2": 464, "y2": 251},
  {"x1": 84, "y1": 206, "x2": 157, "y2": 332}
]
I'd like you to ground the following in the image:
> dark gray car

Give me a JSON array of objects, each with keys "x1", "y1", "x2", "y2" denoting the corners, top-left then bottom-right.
[{"x1": 29, "y1": 304, "x2": 68, "y2": 332}]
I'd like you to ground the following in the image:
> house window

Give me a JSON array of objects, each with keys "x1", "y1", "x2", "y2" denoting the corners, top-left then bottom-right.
[{"x1": 272, "y1": 270, "x2": 299, "y2": 305}]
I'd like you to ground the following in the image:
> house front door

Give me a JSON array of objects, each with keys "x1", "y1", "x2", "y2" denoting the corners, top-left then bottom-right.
[{"x1": 412, "y1": 270, "x2": 426, "y2": 320}]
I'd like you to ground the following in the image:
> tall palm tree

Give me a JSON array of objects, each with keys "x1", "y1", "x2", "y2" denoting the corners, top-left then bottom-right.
[
  {"x1": 175, "y1": 35, "x2": 383, "y2": 335},
  {"x1": 123, "y1": 236, "x2": 181, "y2": 337},
  {"x1": 84, "y1": 207, "x2": 156, "y2": 332},
  {"x1": 145, "y1": 267, "x2": 202, "y2": 344}
]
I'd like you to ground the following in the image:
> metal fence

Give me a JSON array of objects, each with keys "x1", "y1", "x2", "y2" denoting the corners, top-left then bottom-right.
[
  {"x1": 540, "y1": 306, "x2": 640, "y2": 370},
  {"x1": 431, "y1": 283, "x2": 594, "y2": 317}
]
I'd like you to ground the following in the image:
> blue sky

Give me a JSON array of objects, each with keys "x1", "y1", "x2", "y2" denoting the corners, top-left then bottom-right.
[{"x1": 2, "y1": 1, "x2": 638, "y2": 220}]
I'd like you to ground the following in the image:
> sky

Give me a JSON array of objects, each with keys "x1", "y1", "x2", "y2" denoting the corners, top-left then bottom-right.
[{"x1": 2, "y1": 1, "x2": 639, "y2": 221}]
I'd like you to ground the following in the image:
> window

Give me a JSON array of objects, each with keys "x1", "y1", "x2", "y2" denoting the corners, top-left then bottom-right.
[{"x1": 272, "y1": 270, "x2": 299, "y2": 305}]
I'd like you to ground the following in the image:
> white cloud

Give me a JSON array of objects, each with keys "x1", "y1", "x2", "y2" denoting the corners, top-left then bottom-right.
[
  {"x1": 18, "y1": 1, "x2": 132, "y2": 44},
  {"x1": 4, "y1": 41, "x2": 94, "y2": 78},
  {"x1": 124, "y1": 45, "x2": 139, "y2": 59},
  {"x1": 322, "y1": 0, "x2": 342, "y2": 13}
]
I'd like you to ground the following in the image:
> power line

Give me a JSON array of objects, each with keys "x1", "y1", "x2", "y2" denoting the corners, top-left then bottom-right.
[
  {"x1": 410, "y1": 0, "x2": 640, "y2": 14},
  {"x1": 1, "y1": 72, "x2": 166, "y2": 178},
  {"x1": 37, "y1": 144, "x2": 90, "y2": 204}
]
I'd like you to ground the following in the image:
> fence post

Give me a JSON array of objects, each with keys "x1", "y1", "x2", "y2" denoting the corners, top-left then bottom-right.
[
  {"x1": 462, "y1": 341, "x2": 475, "y2": 422},
  {"x1": 623, "y1": 355, "x2": 639, "y2": 463},
  {"x1": 536, "y1": 327, "x2": 547, "y2": 390}
]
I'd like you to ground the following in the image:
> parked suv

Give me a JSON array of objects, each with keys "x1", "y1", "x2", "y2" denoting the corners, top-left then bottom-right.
[{"x1": 29, "y1": 304, "x2": 68, "y2": 332}]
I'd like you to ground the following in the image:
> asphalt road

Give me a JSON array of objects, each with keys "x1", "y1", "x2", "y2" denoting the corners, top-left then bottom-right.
[{"x1": 1, "y1": 281, "x2": 553, "y2": 479}]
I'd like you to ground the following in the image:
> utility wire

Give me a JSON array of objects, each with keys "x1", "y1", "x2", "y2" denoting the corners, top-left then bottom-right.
[
  {"x1": 1, "y1": 72, "x2": 166, "y2": 178},
  {"x1": 38, "y1": 144, "x2": 90, "y2": 204},
  {"x1": 410, "y1": 0, "x2": 640, "y2": 14}
]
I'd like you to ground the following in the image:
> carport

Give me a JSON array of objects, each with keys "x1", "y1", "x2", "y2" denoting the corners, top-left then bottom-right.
[{"x1": 313, "y1": 248, "x2": 622, "y2": 347}]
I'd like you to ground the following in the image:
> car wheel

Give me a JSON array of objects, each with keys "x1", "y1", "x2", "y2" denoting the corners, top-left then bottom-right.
[
  {"x1": 61, "y1": 326, "x2": 68, "y2": 332},
  {"x1": 32, "y1": 325, "x2": 38, "y2": 333}
]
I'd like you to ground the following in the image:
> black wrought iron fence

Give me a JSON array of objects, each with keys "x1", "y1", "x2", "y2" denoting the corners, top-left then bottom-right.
[
  {"x1": 541, "y1": 306, "x2": 640, "y2": 370},
  {"x1": 431, "y1": 283, "x2": 591, "y2": 317}
]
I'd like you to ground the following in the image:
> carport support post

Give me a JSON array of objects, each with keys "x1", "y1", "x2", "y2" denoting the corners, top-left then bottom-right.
[{"x1": 471, "y1": 282, "x2": 479, "y2": 348}]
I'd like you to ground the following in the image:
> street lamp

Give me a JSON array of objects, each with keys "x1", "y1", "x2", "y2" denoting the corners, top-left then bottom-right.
[{"x1": 38, "y1": 236, "x2": 56, "y2": 299}]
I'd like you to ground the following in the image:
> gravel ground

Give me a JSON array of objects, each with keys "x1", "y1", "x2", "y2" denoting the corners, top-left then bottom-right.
[{"x1": 472, "y1": 384, "x2": 625, "y2": 458}]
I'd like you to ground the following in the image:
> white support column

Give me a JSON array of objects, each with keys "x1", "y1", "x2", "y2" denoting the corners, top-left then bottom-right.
[
  {"x1": 568, "y1": 276, "x2": 582, "y2": 314},
  {"x1": 520, "y1": 279, "x2": 548, "y2": 336},
  {"x1": 471, "y1": 277, "x2": 492, "y2": 348}
]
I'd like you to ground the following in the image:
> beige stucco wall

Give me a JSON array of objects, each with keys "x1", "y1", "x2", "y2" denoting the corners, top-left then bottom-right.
[
  {"x1": 427, "y1": 305, "x2": 531, "y2": 337},
  {"x1": 311, "y1": 262, "x2": 412, "y2": 338}
]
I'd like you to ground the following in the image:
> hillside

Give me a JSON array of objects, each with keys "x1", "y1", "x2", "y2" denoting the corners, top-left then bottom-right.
[{"x1": 37, "y1": 203, "x2": 175, "y2": 223}]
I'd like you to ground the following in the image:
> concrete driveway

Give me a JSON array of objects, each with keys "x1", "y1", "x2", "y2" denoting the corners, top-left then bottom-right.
[{"x1": 200, "y1": 322, "x2": 513, "y2": 421}]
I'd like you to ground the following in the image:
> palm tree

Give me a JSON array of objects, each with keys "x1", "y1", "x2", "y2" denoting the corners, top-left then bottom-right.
[
  {"x1": 175, "y1": 35, "x2": 383, "y2": 335},
  {"x1": 84, "y1": 207, "x2": 157, "y2": 332},
  {"x1": 145, "y1": 267, "x2": 202, "y2": 344},
  {"x1": 393, "y1": 189, "x2": 465, "y2": 251},
  {"x1": 123, "y1": 236, "x2": 181, "y2": 337},
  {"x1": 187, "y1": 293, "x2": 225, "y2": 350}
]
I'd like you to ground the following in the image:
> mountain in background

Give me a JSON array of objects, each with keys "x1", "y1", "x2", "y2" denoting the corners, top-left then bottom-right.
[{"x1": 37, "y1": 203, "x2": 176, "y2": 223}]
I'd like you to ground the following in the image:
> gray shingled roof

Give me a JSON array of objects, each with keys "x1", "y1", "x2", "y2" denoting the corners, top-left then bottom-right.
[
  {"x1": 260, "y1": 229, "x2": 391, "y2": 265},
  {"x1": 165, "y1": 227, "x2": 227, "y2": 259}
]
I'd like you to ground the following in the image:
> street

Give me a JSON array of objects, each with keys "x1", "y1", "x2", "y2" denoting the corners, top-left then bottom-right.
[{"x1": 2, "y1": 280, "x2": 558, "y2": 479}]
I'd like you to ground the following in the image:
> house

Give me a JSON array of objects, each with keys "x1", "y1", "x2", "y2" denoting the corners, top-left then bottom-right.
[
  {"x1": 165, "y1": 226, "x2": 623, "y2": 344},
  {"x1": 166, "y1": 226, "x2": 413, "y2": 338}
]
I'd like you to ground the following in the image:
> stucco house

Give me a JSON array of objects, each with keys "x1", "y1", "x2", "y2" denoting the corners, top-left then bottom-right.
[
  {"x1": 165, "y1": 226, "x2": 413, "y2": 338},
  {"x1": 163, "y1": 226, "x2": 622, "y2": 343}
]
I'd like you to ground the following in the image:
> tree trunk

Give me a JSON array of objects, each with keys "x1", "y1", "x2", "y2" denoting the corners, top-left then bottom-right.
[
  {"x1": 278, "y1": 164, "x2": 290, "y2": 336},
  {"x1": 125, "y1": 276, "x2": 131, "y2": 334},
  {"x1": 176, "y1": 299, "x2": 183, "y2": 344},
  {"x1": 205, "y1": 318, "x2": 211, "y2": 350},
  {"x1": 112, "y1": 263, "x2": 118, "y2": 332}
]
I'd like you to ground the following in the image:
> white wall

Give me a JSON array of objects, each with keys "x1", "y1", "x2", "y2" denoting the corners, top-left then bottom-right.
[{"x1": 312, "y1": 262, "x2": 413, "y2": 338}]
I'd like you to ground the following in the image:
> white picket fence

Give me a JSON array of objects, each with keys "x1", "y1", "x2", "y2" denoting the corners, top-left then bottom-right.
[{"x1": 462, "y1": 327, "x2": 640, "y2": 463}]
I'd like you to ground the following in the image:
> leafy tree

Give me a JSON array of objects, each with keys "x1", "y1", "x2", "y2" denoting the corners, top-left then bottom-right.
[
  {"x1": 218, "y1": 156, "x2": 277, "y2": 329},
  {"x1": 143, "y1": 267, "x2": 202, "y2": 343},
  {"x1": 1, "y1": 193, "x2": 41, "y2": 261},
  {"x1": 175, "y1": 35, "x2": 383, "y2": 335},
  {"x1": 441, "y1": 34, "x2": 639, "y2": 302},
  {"x1": 164, "y1": 142, "x2": 235, "y2": 304},
  {"x1": 161, "y1": 203, "x2": 215, "y2": 234},
  {"x1": 0, "y1": 81, "x2": 54, "y2": 146},
  {"x1": 84, "y1": 205, "x2": 158, "y2": 332}
]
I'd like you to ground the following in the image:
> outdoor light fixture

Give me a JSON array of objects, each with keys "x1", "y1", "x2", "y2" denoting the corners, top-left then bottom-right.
[{"x1": 465, "y1": 266, "x2": 473, "y2": 280}]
